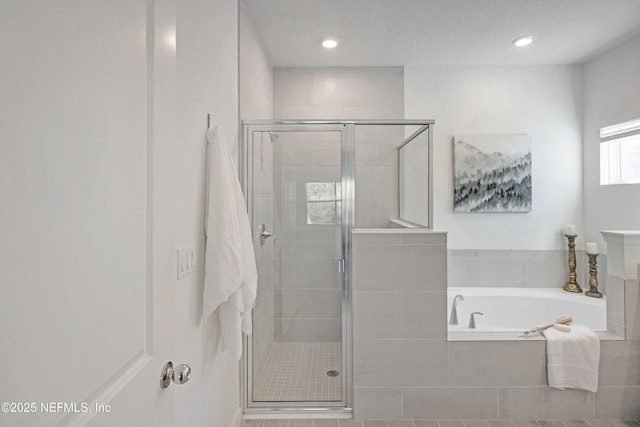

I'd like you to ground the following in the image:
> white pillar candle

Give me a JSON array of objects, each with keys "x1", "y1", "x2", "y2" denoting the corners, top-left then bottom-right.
[
  {"x1": 564, "y1": 224, "x2": 576, "y2": 236},
  {"x1": 586, "y1": 242, "x2": 598, "y2": 254}
]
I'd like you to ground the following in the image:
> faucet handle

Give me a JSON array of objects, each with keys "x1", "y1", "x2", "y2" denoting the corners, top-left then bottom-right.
[
  {"x1": 448, "y1": 294, "x2": 465, "y2": 325},
  {"x1": 468, "y1": 312, "x2": 483, "y2": 329}
]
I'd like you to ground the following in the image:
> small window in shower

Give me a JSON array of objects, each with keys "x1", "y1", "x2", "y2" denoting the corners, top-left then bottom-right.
[{"x1": 306, "y1": 182, "x2": 342, "y2": 224}]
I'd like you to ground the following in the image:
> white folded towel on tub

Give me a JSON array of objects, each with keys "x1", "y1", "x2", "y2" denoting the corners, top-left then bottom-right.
[{"x1": 542, "y1": 323, "x2": 600, "y2": 393}]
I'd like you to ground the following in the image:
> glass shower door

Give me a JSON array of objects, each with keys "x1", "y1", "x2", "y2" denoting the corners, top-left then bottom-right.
[{"x1": 244, "y1": 124, "x2": 350, "y2": 408}]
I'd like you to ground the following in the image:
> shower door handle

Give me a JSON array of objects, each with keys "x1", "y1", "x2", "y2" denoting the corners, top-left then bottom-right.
[
  {"x1": 338, "y1": 259, "x2": 345, "y2": 274},
  {"x1": 259, "y1": 224, "x2": 275, "y2": 245}
]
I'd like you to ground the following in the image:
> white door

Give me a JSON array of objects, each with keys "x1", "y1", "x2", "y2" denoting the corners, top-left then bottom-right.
[{"x1": 0, "y1": 1, "x2": 178, "y2": 426}]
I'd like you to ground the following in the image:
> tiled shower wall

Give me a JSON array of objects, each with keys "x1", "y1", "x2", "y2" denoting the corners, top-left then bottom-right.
[
  {"x1": 274, "y1": 66, "x2": 405, "y2": 228},
  {"x1": 272, "y1": 131, "x2": 343, "y2": 342},
  {"x1": 353, "y1": 230, "x2": 640, "y2": 421},
  {"x1": 272, "y1": 67, "x2": 405, "y2": 343},
  {"x1": 250, "y1": 134, "x2": 276, "y2": 368}
]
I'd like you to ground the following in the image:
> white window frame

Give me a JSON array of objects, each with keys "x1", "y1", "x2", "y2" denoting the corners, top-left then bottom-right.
[
  {"x1": 599, "y1": 117, "x2": 640, "y2": 185},
  {"x1": 305, "y1": 181, "x2": 342, "y2": 225}
]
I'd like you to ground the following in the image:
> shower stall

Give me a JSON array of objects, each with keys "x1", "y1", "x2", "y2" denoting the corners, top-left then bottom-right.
[{"x1": 241, "y1": 120, "x2": 433, "y2": 415}]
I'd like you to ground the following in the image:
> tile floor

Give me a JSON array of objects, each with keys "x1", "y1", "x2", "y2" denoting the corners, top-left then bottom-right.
[
  {"x1": 240, "y1": 420, "x2": 640, "y2": 427},
  {"x1": 253, "y1": 342, "x2": 342, "y2": 402}
]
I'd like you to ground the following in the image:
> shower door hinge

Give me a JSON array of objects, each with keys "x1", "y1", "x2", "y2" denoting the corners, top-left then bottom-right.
[{"x1": 338, "y1": 258, "x2": 345, "y2": 274}]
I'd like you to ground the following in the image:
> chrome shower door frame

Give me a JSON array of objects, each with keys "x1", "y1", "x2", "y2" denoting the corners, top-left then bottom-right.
[{"x1": 241, "y1": 121, "x2": 354, "y2": 416}]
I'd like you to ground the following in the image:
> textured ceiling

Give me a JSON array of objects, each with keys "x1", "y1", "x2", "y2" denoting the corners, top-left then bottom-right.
[{"x1": 244, "y1": 0, "x2": 640, "y2": 67}]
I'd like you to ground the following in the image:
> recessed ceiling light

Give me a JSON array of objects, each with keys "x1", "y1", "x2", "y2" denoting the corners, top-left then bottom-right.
[
  {"x1": 513, "y1": 35, "x2": 534, "y2": 47},
  {"x1": 322, "y1": 39, "x2": 338, "y2": 49}
]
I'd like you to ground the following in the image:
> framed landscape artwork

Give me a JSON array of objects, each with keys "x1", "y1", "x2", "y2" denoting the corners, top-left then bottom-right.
[{"x1": 453, "y1": 134, "x2": 532, "y2": 213}]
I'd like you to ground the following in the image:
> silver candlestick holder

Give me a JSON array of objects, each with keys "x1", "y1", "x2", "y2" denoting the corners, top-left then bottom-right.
[
  {"x1": 563, "y1": 234, "x2": 582, "y2": 293},
  {"x1": 585, "y1": 253, "x2": 603, "y2": 298}
]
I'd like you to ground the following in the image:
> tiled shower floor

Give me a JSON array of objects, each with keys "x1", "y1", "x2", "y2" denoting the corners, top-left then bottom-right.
[{"x1": 253, "y1": 342, "x2": 342, "y2": 402}]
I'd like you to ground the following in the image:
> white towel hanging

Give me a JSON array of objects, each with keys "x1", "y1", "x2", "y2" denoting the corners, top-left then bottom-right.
[{"x1": 202, "y1": 126, "x2": 258, "y2": 359}]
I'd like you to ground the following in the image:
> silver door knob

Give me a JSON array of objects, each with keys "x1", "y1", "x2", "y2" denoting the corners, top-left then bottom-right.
[
  {"x1": 259, "y1": 224, "x2": 275, "y2": 245},
  {"x1": 160, "y1": 361, "x2": 192, "y2": 389}
]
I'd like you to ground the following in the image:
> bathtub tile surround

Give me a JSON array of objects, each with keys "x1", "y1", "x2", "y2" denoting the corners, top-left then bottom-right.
[
  {"x1": 403, "y1": 388, "x2": 498, "y2": 419},
  {"x1": 594, "y1": 387, "x2": 640, "y2": 420},
  {"x1": 352, "y1": 229, "x2": 640, "y2": 420},
  {"x1": 498, "y1": 387, "x2": 594, "y2": 419},
  {"x1": 601, "y1": 232, "x2": 640, "y2": 279},
  {"x1": 447, "y1": 249, "x2": 603, "y2": 293},
  {"x1": 599, "y1": 339, "x2": 640, "y2": 386},
  {"x1": 625, "y1": 282, "x2": 640, "y2": 340},
  {"x1": 602, "y1": 231, "x2": 640, "y2": 339},
  {"x1": 241, "y1": 422, "x2": 640, "y2": 427},
  {"x1": 449, "y1": 341, "x2": 547, "y2": 386}
]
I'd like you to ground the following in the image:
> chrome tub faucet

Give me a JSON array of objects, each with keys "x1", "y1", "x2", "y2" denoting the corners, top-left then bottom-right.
[
  {"x1": 449, "y1": 294, "x2": 464, "y2": 325},
  {"x1": 468, "y1": 312, "x2": 484, "y2": 329}
]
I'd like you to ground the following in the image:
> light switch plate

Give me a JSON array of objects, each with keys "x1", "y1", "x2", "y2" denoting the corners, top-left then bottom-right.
[{"x1": 177, "y1": 246, "x2": 196, "y2": 280}]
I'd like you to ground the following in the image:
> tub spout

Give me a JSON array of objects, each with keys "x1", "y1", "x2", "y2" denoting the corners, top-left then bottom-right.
[
  {"x1": 469, "y1": 312, "x2": 483, "y2": 329},
  {"x1": 449, "y1": 294, "x2": 464, "y2": 325}
]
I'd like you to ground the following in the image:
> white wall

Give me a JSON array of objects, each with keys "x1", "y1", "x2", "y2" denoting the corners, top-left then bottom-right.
[
  {"x1": 239, "y1": 0, "x2": 275, "y2": 381},
  {"x1": 175, "y1": 0, "x2": 241, "y2": 426},
  {"x1": 405, "y1": 66, "x2": 584, "y2": 250},
  {"x1": 583, "y1": 33, "x2": 640, "y2": 253},
  {"x1": 240, "y1": 0, "x2": 273, "y2": 121}
]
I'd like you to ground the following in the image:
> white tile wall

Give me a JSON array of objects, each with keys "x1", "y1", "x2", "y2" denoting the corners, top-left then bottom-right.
[
  {"x1": 352, "y1": 230, "x2": 640, "y2": 421},
  {"x1": 594, "y1": 387, "x2": 640, "y2": 419},
  {"x1": 269, "y1": 66, "x2": 406, "y2": 346},
  {"x1": 447, "y1": 250, "x2": 603, "y2": 291},
  {"x1": 355, "y1": 243, "x2": 447, "y2": 292},
  {"x1": 274, "y1": 67, "x2": 404, "y2": 228},
  {"x1": 449, "y1": 341, "x2": 547, "y2": 386},
  {"x1": 272, "y1": 130, "x2": 342, "y2": 343},
  {"x1": 354, "y1": 340, "x2": 449, "y2": 386},
  {"x1": 354, "y1": 292, "x2": 403, "y2": 339},
  {"x1": 259, "y1": 64, "x2": 638, "y2": 418},
  {"x1": 625, "y1": 280, "x2": 640, "y2": 339},
  {"x1": 249, "y1": 135, "x2": 276, "y2": 371},
  {"x1": 497, "y1": 387, "x2": 593, "y2": 420},
  {"x1": 403, "y1": 387, "x2": 498, "y2": 419},
  {"x1": 401, "y1": 291, "x2": 447, "y2": 339},
  {"x1": 353, "y1": 388, "x2": 403, "y2": 419}
]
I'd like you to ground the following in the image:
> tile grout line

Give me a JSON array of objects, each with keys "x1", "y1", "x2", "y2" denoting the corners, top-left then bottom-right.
[
  {"x1": 400, "y1": 290, "x2": 404, "y2": 338},
  {"x1": 447, "y1": 341, "x2": 452, "y2": 387}
]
